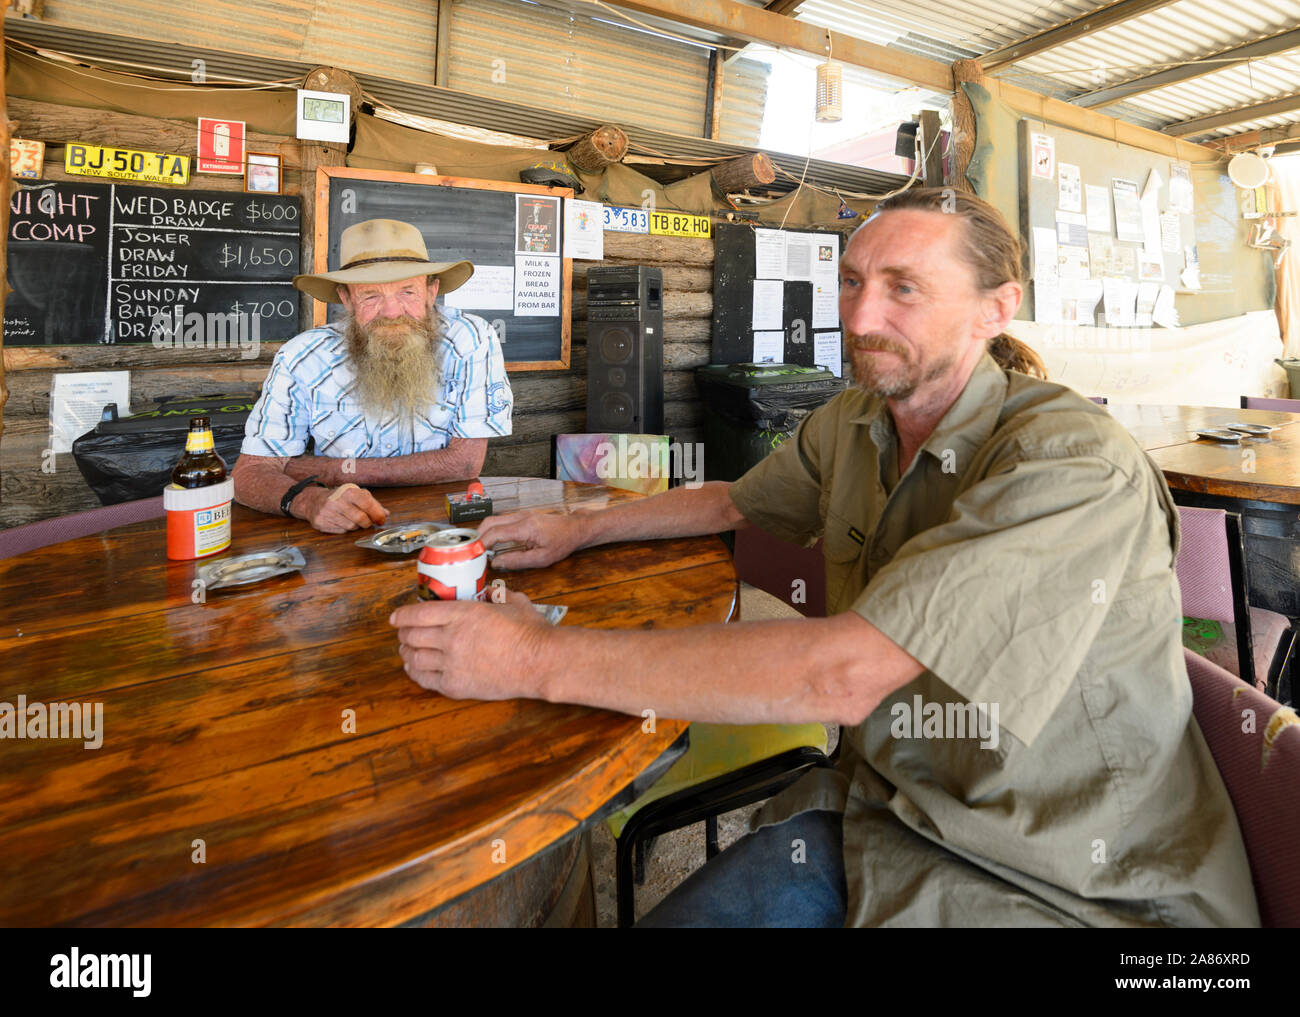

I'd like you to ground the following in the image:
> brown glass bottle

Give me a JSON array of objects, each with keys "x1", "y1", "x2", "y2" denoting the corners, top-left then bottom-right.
[{"x1": 171, "y1": 416, "x2": 228, "y2": 489}]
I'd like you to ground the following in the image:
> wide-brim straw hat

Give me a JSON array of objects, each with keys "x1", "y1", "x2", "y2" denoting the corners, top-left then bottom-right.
[{"x1": 293, "y1": 218, "x2": 474, "y2": 304}]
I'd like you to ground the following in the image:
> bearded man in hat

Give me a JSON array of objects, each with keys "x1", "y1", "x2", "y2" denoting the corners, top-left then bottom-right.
[{"x1": 232, "y1": 219, "x2": 513, "y2": 533}]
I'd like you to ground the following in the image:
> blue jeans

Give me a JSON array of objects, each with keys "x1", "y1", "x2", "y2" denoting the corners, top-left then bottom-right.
[{"x1": 636, "y1": 810, "x2": 847, "y2": 928}]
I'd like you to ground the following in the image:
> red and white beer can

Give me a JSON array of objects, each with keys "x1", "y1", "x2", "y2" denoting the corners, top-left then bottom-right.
[{"x1": 416, "y1": 528, "x2": 489, "y2": 601}]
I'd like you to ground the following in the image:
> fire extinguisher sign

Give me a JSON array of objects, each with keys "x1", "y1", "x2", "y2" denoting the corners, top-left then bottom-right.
[{"x1": 197, "y1": 118, "x2": 246, "y2": 174}]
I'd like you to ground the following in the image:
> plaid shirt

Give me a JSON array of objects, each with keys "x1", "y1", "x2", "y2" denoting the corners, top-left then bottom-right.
[{"x1": 242, "y1": 309, "x2": 512, "y2": 459}]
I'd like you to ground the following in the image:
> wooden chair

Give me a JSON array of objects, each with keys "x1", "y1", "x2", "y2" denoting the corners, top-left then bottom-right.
[
  {"x1": 0, "y1": 496, "x2": 164, "y2": 560},
  {"x1": 1184, "y1": 649, "x2": 1300, "y2": 927},
  {"x1": 1175, "y1": 506, "x2": 1295, "y2": 699}
]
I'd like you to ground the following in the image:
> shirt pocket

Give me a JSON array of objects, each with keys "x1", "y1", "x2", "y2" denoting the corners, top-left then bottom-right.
[
  {"x1": 822, "y1": 510, "x2": 867, "y2": 613},
  {"x1": 309, "y1": 394, "x2": 366, "y2": 455}
]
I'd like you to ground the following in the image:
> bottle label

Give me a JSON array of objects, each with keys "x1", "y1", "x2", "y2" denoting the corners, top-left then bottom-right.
[{"x1": 185, "y1": 430, "x2": 215, "y2": 453}]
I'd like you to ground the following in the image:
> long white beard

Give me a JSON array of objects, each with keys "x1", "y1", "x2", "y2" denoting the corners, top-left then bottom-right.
[{"x1": 344, "y1": 308, "x2": 447, "y2": 420}]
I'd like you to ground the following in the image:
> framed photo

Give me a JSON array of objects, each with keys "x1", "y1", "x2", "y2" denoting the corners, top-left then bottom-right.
[{"x1": 244, "y1": 152, "x2": 282, "y2": 194}]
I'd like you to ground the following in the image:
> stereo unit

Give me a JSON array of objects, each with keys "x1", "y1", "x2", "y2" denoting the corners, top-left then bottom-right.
[{"x1": 585, "y1": 265, "x2": 664, "y2": 434}]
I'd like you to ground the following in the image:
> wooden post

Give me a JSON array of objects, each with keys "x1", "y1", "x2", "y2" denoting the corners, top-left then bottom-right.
[
  {"x1": 566, "y1": 126, "x2": 629, "y2": 172},
  {"x1": 950, "y1": 58, "x2": 985, "y2": 192},
  {"x1": 435, "y1": 0, "x2": 452, "y2": 88},
  {"x1": 711, "y1": 152, "x2": 775, "y2": 194},
  {"x1": 705, "y1": 50, "x2": 725, "y2": 141},
  {"x1": 1, "y1": 7, "x2": 10, "y2": 448},
  {"x1": 919, "y1": 109, "x2": 943, "y2": 187},
  {"x1": 297, "y1": 68, "x2": 357, "y2": 328}
]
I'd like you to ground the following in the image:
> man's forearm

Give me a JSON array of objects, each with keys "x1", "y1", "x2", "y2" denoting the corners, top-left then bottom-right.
[
  {"x1": 284, "y1": 439, "x2": 485, "y2": 487},
  {"x1": 527, "y1": 612, "x2": 918, "y2": 727},
  {"x1": 573, "y1": 481, "x2": 748, "y2": 550},
  {"x1": 232, "y1": 458, "x2": 307, "y2": 518}
]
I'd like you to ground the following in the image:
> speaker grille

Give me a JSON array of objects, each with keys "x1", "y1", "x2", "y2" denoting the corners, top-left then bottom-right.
[
  {"x1": 599, "y1": 327, "x2": 634, "y2": 365},
  {"x1": 600, "y1": 392, "x2": 636, "y2": 425}
]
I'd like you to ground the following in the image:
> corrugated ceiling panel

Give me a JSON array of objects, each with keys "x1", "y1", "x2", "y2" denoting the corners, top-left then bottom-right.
[
  {"x1": 447, "y1": 0, "x2": 709, "y2": 138},
  {"x1": 32, "y1": 0, "x2": 439, "y2": 84},
  {"x1": 717, "y1": 56, "x2": 769, "y2": 148}
]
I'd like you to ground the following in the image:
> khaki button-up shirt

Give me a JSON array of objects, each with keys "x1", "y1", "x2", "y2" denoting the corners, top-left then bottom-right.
[{"x1": 729, "y1": 352, "x2": 1259, "y2": 927}]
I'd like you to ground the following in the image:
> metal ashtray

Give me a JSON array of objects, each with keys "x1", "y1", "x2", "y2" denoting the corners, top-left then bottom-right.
[
  {"x1": 199, "y1": 546, "x2": 306, "y2": 590},
  {"x1": 1224, "y1": 422, "x2": 1274, "y2": 436},
  {"x1": 355, "y1": 521, "x2": 452, "y2": 554},
  {"x1": 1195, "y1": 428, "x2": 1242, "y2": 443}
]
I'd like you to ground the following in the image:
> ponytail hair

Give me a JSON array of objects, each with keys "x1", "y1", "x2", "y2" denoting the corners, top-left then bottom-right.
[{"x1": 873, "y1": 187, "x2": 1048, "y2": 380}]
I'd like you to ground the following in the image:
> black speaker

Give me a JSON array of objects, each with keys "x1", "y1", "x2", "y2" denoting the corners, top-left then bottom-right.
[{"x1": 585, "y1": 265, "x2": 664, "y2": 434}]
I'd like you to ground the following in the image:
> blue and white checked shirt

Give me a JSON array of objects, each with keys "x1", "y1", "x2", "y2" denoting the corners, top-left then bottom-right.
[{"x1": 242, "y1": 308, "x2": 512, "y2": 459}]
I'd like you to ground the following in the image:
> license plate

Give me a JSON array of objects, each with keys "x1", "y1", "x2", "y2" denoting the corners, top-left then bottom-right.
[
  {"x1": 603, "y1": 206, "x2": 648, "y2": 233},
  {"x1": 64, "y1": 142, "x2": 190, "y2": 185},
  {"x1": 649, "y1": 211, "x2": 711, "y2": 238}
]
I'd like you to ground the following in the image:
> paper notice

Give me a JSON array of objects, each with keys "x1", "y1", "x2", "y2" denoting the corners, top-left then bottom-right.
[
  {"x1": 1141, "y1": 193, "x2": 1162, "y2": 255},
  {"x1": 752, "y1": 330, "x2": 784, "y2": 364},
  {"x1": 1137, "y1": 251, "x2": 1165, "y2": 282},
  {"x1": 812, "y1": 281, "x2": 839, "y2": 329},
  {"x1": 1032, "y1": 226, "x2": 1059, "y2": 277},
  {"x1": 814, "y1": 330, "x2": 842, "y2": 378},
  {"x1": 1112, "y1": 179, "x2": 1144, "y2": 243},
  {"x1": 1085, "y1": 185, "x2": 1112, "y2": 233},
  {"x1": 1058, "y1": 163, "x2": 1082, "y2": 213},
  {"x1": 1073, "y1": 278, "x2": 1104, "y2": 326},
  {"x1": 1034, "y1": 276, "x2": 1061, "y2": 324},
  {"x1": 563, "y1": 199, "x2": 604, "y2": 260},
  {"x1": 444, "y1": 264, "x2": 514, "y2": 310},
  {"x1": 1159, "y1": 212, "x2": 1181, "y2": 253},
  {"x1": 1056, "y1": 209, "x2": 1088, "y2": 247},
  {"x1": 784, "y1": 232, "x2": 815, "y2": 282},
  {"x1": 1031, "y1": 133, "x2": 1055, "y2": 179},
  {"x1": 752, "y1": 279, "x2": 784, "y2": 330},
  {"x1": 1152, "y1": 284, "x2": 1179, "y2": 327},
  {"x1": 513, "y1": 254, "x2": 560, "y2": 316},
  {"x1": 1170, "y1": 162, "x2": 1194, "y2": 215},
  {"x1": 50, "y1": 371, "x2": 130, "y2": 454},
  {"x1": 754, "y1": 229, "x2": 786, "y2": 279},
  {"x1": 1135, "y1": 281, "x2": 1160, "y2": 326},
  {"x1": 1058, "y1": 244, "x2": 1090, "y2": 280},
  {"x1": 515, "y1": 194, "x2": 560, "y2": 255},
  {"x1": 1103, "y1": 278, "x2": 1138, "y2": 327}
]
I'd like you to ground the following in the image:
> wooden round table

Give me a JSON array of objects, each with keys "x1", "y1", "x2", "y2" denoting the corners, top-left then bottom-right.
[{"x1": 0, "y1": 477, "x2": 737, "y2": 926}]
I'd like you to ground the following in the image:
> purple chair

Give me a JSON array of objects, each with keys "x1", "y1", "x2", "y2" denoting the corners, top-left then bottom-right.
[
  {"x1": 1086, "y1": 395, "x2": 1108, "y2": 405},
  {"x1": 1175, "y1": 506, "x2": 1295, "y2": 696},
  {"x1": 0, "y1": 496, "x2": 164, "y2": 560},
  {"x1": 1185, "y1": 649, "x2": 1300, "y2": 927},
  {"x1": 1240, "y1": 395, "x2": 1300, "y2": 412}
]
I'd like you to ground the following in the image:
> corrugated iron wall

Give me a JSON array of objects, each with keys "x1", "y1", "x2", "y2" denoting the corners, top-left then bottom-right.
[
  {"x1": 446, "y1": 0, "x2": 710, "y2": 139},
  {"x1": 717, "y1": 56, "x2": 767, "y2": 148},
  {"x1": 35, "y1": 0, "x2": 440, "y2": 84}
]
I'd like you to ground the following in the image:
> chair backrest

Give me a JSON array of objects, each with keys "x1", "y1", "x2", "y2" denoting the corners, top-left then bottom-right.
[
  {"x1": 0, "y1": 496, "x2": 165, "y2": 560},
  {"x1": 554, "y1": 433, "x2": 672, "y2": 495},
  {"x1": 1185, "y1": 648, "x2": 1300, "y2": 927},
  {"x1": 1086, "y1": 395, "x2": 1108, "y2": 405},
  {"x1": 733, "y1": 525, "x2": 826, "y2": 618},
  {"x1": 1175, "y1": 506, "x2": 1256, "y2": 686},
  {"x1": 1240, "y1": 395, "x2": 1300, "y2": 412}
]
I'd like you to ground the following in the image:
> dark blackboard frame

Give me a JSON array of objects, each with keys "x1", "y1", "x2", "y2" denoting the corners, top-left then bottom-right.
[
  {"x1": 711, "y1": 222, "x2": 844, "y2": 367},
  {"x1": 314, "y1": 167, "x2": 572, "y2": 371}
]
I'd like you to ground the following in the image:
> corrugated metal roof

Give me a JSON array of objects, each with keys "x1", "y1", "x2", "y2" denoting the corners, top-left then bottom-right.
[
  {"x1": 5, "y1": 18, "x2": 906, "y2": 193},
  {"x1": 717, "y1": 56, "x2": 770, "y2": 147}
]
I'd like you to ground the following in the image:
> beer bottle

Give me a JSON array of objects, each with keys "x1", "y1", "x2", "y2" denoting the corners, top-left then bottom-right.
[{"x1": 171, "y1": 416, "x2": 228, "y2": 489}]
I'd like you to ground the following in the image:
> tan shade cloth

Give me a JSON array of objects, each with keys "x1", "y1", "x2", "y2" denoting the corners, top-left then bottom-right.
[{"x1": 729, "y1": 352, "x2": 1259, "y2": 927}]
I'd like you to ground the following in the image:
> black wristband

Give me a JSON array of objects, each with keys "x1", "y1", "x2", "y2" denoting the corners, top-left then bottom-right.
[{"x1": 281, "y1": 475, "x2": 326, "y2": 517}]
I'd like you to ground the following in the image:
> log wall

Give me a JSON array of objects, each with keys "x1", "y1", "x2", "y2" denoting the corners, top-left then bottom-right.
[{"x1": 0, "y1": 97, "x2": 716, "y2": 527}]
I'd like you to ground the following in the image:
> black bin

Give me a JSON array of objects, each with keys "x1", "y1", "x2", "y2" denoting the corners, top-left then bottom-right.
[
  {"x1": 72, "y1": 393, "x2": 257, "y2": 505},
  {"x1": 695, "y1": 363, "x2": 845, "y2": 482}
]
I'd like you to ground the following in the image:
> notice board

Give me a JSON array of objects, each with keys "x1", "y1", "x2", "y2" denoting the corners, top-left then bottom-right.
[
  {"x1": 5, "y1": 179, "x2": 301, "y2": 345},
  {"x1": 1018, "y1": 119, "x2": 1199, "y2": 329},
  {"x1": 316, "y1": 167, "x2": 572, "y2": 370},
  {"x1": 711, "y1": 223, "x2": 843, "y2": 373}
]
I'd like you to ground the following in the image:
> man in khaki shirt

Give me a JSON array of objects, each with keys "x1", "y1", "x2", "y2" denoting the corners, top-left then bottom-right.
[{"x1": 390, "y1": 188, "x2": 1259, "y2": 927}]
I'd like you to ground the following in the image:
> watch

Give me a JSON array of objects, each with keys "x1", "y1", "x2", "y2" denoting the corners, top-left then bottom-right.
[{"x1": 281, "y1": 475, "x2": 327, "y2": 517}]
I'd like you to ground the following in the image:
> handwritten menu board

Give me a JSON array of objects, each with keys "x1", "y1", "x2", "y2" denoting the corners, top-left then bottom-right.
[{"x1": 5, "y1": 179, "x2": 301, "y2": 344}]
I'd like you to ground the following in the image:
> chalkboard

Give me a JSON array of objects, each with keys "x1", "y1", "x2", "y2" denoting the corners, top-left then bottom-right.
[
  {"x1": 5, "y1": 179, "x2": 301, "y2": 345},
  {"x1": 316, "y1": 167, "x2": 571, "y2": 370},
  {"x1": 712, "y1": 223, "x2": 843, "y2": 368}
]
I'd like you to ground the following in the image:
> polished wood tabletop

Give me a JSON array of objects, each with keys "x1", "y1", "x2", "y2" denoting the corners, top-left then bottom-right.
[
  {"x1": 1111, "y1": 404, "x2": 1300, "y2": 505},
  {"x1": 0, "y1": 477, "x2": 737, "y2": 926}
]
